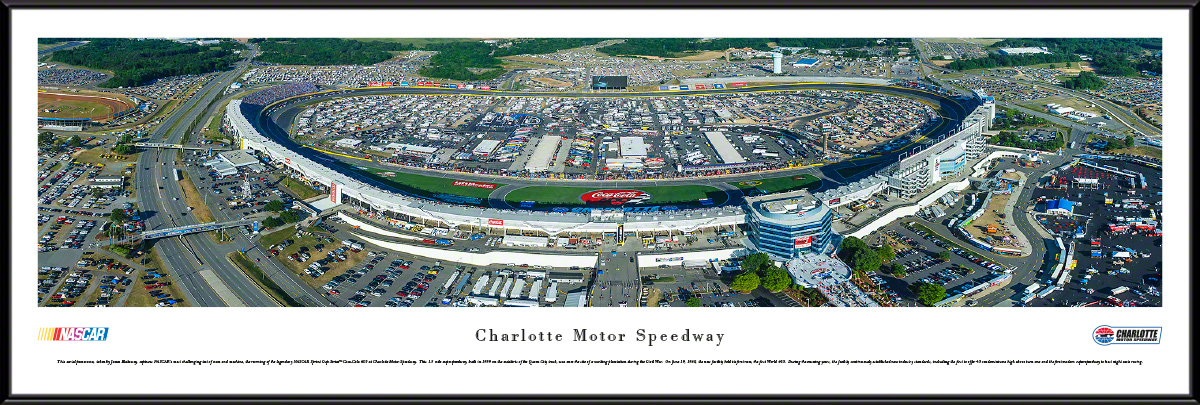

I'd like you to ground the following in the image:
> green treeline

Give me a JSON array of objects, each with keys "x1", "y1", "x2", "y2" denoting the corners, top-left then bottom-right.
[
  {"x1": 418, "y1": 42, "x2": 504, "y2": 81},
  {"x1": 252, "y1": 38, "x2": 415, "y2": 66},
  {"x1": 50, "y1": 38, "x2": 243, "y2": 88},
  {"x1": 1059, "y1": 71, "x2": 1107, "y2": 90},
  {"x1": 989, "y1": 38, "x2": 1162, "y2": 76},
  {"x1": 492, "y1": 38, "x2": 608, "y2": 57},
  {"x1": 945, "y1": 52, "x2": 1080, "y2": 71},
  {"x1": 39, "y1": 38, "x2": 85, "y2": 44},
  {"x1": 596, "y1": 38, "x2": 910, "y2": 58}
]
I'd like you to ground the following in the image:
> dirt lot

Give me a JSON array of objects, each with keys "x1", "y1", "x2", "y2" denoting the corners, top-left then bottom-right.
[
  {"x1": 263, "y1": 229, "x2": 368, "y2": 289},
  {"x1": 531, "y1": 77, "x2": 572, "y2": 87},
  {"x1": 38, "y1": 91, "x2": 133, "y2": 120}
]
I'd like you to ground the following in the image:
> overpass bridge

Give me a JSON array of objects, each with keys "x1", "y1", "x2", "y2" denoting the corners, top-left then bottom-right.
[
  {"x1": 110, "y1": 218, "x2": 260, "y2": 244},
  {"x1": 134, "y1": 142, "x2": 235, "y2": 151}
]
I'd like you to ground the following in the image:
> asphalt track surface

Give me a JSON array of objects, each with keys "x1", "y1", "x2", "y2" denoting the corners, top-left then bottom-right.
[{"x1": 255, "y1": 83, "x2": 974, "y2": 210}]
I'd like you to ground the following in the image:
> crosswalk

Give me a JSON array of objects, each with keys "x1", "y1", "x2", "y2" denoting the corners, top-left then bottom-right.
[{"x1": 599, "y1": 280, "x2": 639, "y2": 288}]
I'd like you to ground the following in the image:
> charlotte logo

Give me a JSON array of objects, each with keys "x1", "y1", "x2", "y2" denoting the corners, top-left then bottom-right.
[
  {"x1": 1093, "y1": 325, "x2": 1161, "y2": 345},
  {"x1": 580, "y1": 190, "x2": 652, "y2": 206},
  {"x1": 39, "y1": 327, "x2": 108, "y2": 341}
]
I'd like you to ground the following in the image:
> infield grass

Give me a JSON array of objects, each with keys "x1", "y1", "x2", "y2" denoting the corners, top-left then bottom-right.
[
  {"x1": 362, "y1": 168, "x2": 504, "y2": 201},
  {"x1": 504, "y1": 184, "x2": 727, "y2": 208}
]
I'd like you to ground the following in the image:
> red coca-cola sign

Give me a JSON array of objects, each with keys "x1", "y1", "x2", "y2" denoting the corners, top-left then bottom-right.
[{"x1": 580, "y1": 190, "x2": 652, "y2": 205}]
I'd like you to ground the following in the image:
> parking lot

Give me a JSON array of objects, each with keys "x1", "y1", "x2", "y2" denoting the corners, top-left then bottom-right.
[{"x1": 1028, "y1": 159, "x2": 1162, "y2": 306}]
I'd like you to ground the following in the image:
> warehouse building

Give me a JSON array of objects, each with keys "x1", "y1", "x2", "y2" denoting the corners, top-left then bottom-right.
[{"x1": 998, "y1": 47, "x2": 1052, "y2": 55}]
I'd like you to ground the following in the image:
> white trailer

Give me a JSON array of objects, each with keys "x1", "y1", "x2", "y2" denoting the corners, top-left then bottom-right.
[
  {"x1": 1024, "y1": 282, "x2": 1041, "y2": 295},
  {"x1": 527, "y1": 279, "x2": 542, "y2": 300},
  {"x1": 510, "y1": 278, "x2": 526, "y2": 299},
  {"x1": 1110, "y1": 286, "x2": 1129, "y2": 295},
  {"x1": 501, "y1": 278, "x2": 514, "y2": 298},
  {"x1": 488, "y1": 276, "x2": 504, "y2": 297},
  {"x1": 472, "y1": 274, "x2": 490, "y2": 295},
  {"x1": 545, "y1": 282, "x2": 559, "y2": 303},
  {"x1": 442, "y1": 270, "x2": 461, "y2": 292}
]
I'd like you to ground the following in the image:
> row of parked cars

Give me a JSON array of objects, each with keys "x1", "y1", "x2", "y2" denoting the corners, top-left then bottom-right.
[{"x1": 903, "y1": 222, "x2": 1008, "y2": 273}]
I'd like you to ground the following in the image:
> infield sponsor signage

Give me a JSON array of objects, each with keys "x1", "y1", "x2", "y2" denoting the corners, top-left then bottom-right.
[
  {"x1": 481, "y1": 85, "x2": 491, "y2": 90},
  {"x1": 369, "y1": 82, "x2": 383, "y2": 87},
  {"x1": 693, "y1": 84, "x2": 706, "y2": 90},
  {"x1": 330, "y1": 182, "x2": 338, "y2": 203},
  {"x1": 488, "y1": 219, "x2": 504, "y2": 226},
  {"x1": 731, "y1": 82, "x2": 747, "y2": 87},
  {"x1": 452, "y1": 180, "x2": 497, "y2": 189},
  {"x1": 713, "y1": 83, "x2": 725, "y2": 89},
  {"x1": 580, "y1": 190, "x2": 652, "y2": 206}
]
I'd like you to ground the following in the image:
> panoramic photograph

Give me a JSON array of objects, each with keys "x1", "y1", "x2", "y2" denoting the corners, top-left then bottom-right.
[{"x1": 35, "y1": 37, "x2": 1163, "y2": 308}]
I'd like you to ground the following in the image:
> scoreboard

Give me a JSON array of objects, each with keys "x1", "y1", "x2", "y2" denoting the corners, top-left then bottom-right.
[{"x1": 590, "y1": 76, "x2": 628, "y2": 90}]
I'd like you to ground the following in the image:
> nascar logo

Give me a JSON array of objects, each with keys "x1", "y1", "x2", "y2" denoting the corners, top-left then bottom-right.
[
  {"x1": 1093, "y1": 325, "x2": 1161, "y2": 345},
  {"x1": 39, "y1": 327, "x2": 108, "y2": 341}
]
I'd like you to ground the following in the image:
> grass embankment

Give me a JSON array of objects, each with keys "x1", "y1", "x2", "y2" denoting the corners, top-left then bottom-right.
[
  {"x1": 728, "y1": 174, "x2": 821, "y2": 195},
  {"x1": 228, "y1": 252, "x2": 301, "y2": 307},
  {"x1": 279, "y1": 176, "x2": 321, "y2": 200},
  {"x1": 178, "y1": 172, "x2": 216, "y2": 223},
  {"x1": 1109, "y1": 146, "x2": 1162, "y2": 160},
  {"x1": 363, "y1": 168, "x2": 504, "y2": 201},
  {"x1": 504, "y1": 185, "x2": 727, "y2": 208}
]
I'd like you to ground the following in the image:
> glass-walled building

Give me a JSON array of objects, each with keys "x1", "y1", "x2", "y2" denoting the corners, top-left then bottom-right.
[{"x1": 744, "y1": 189, "x2": 836, "y2": 260}]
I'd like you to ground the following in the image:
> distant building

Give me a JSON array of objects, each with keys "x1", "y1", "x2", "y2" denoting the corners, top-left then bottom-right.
[
  {"x1": 793, "y1": 58, "x2": 821, "y2": 68},
  {"x1": 998, "y1": 47, "x2": 1052, "y2": 56},
  {"x1": 334, "y1": 138, "x2": 363, "y2": 149},
  {"x1": 89, "y1": 175, "x2": 124, "y2": 189}
]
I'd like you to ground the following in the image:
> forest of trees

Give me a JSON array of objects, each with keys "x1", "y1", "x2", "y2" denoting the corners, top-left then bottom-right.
[
  {"x1": 492, "y1": 38, "x2": 607, "y2": 57},
  {"x1": 1060, "y1": 71, "x2": 1107, "y2": 90},
  {"x1": 594, "y1": 38, "x2": 909, "y2": 58},
  {"x1": 990, "y1": 38, "x2": 1162, "y2": 76},
  {"x1": 945, "y1": 52, "x2": 1080, "y2": 71},
  {"x1": 253, "y1": 38, "x2": 414, "y2": 66},
  {"x1": 418, "y1": 41, "x2": 505, "y2": 81},
  {"x1": 50, "y1": 38, "x2": 244, "y2": 88}
]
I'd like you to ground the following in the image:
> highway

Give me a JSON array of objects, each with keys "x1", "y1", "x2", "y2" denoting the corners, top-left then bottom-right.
[
  {"x1": 252, "y1": 83, "x2": 971, "y2": 209},
  {"x1": 130, "y1": 42, "x2": 282, "y2": 307}
]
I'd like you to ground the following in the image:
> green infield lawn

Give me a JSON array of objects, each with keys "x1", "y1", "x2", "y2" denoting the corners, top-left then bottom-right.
[
  {"x1": 728, "y1": 174, "x2": 821, "y2": 195},
  {"x1": 363, "y1": 168, "x2": 505, "y2": 200},
  {"x1": 504, "y1": 185, "x2": 727, "y2": 208}
]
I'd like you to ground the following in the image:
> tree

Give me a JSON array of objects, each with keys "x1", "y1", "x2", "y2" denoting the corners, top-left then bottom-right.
[
  {"x1": 849, "y1": 247, "x2": 883, "y2": 273},
  {"x1": 938, "y1": 250, "x2": 952, "y2": 261},
  {"x1": 264, "y1": 200, "x2": 285, "y2": 212},
  {"x1": 890, "y1": 262, "x2": 906, "y2": 278},
  {"x1": 916, "y1": 282, "x2": 947, "y2": 306},
  {"x1": 110, "y1": 208, "x2": 127, "y2": 223},
  {"x1": 740, "y1": 252, "x2": 770, "y2": 274},
  {"x1": 876, "y1": 245, "x2": 896, "y2": 262},
  {"x1": 38, "y1": 132, "x2": 55, "y2": 146},
  {"x1": 760, "y1": 268, "x2": 792, "y2": 293},
  {"x1": 66, "y1": 136, "x2": 82, "y2": 147},
  {"x1": 1124, "y1": 135, "x2": 1136, "y2": 148},
  {"x1": 91, "y1": 188, "x2": 107, "y2": 198},
  {"x1": 263, "y1": 217, "x2": 283, "y2": 228},
  {"x1": 838, "y1": 236, "x2": 869, "y2": 262},
  {"x1": 112, "y1": 144, "x2": 136, "y2": 155},
  {"x1": 686, "y1": 297, "x2": 702, "y2": 307},
  {"x1": 730, "y1": 272, "x2": 761, "y2": 293}
]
